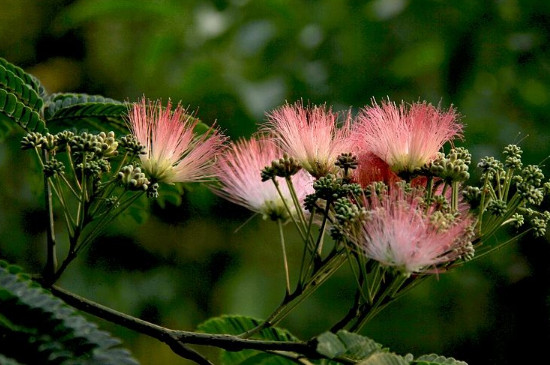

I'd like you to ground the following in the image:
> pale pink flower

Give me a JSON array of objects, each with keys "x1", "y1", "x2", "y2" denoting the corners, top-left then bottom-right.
[
  {"x1": 345, "y1": 186, "x2": 473, "y2": 273},
  {"x1": 353, "y1": 99, "x2": 463, "y2": 175},
  {"x1": 212, "y1": 137, "x2": 314, "y2": 220},
  {"x1": 263, "y1": 101, "x2": 354, "y2": 178},
  {"x1": 127, "y1": 97, "x2": 226, "y2": 184}
]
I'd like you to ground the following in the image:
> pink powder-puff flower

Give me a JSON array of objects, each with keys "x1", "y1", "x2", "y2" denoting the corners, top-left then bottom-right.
[
  {"x1": 127, "y1": 97, "x2": 226, "y2": 184},
  {"x1": 353, "y1": 99, "x2": 463, "y2": 176},
  {"x1": 212, "y1": 137, "x2": 314, "y2": 221},
  {"x1": 344, "y1": 186, "x2": 474, "y2": 274},
  {"x1": 263, "y1": 101, "x2": 354, "y2": 179}
]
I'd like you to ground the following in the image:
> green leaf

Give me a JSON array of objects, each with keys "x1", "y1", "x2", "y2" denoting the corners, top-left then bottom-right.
[
  {"x1": 316, "y1": 332, "x2": 347, "y2": 359},
  {"x1": 0, "y1": 260, "x2": 139, "y2": 365},
  {"x1": 316, "y1": 331, "x2": 383, "y2": 360},
  {"x1": 197, "y1": 314, "x2": 298, "y2": 340},
  {"x1": 43, "y1": 93, "x2": 122, "y2": 118},
  {"x1": 0, "y1": 57, "x2": 47, "y2": 98},
  {"x1": 413, "y1": 354, "x2": 468, "y2": 365},
  {"x1": 0, "y1": 88, "x2": 47, "y2": 138},
  {"x1": 0, "y1": 64, "x2": 44, "y2": 112},
  {"x1": 44, "y1": 93, "x2": 129, "y2": 134},
  {"x1": 357, "y1": 352, "x2": 410, "y2": 365},
  {"x1": 0, "y1": 354, "x2": 23, "y2": 365},
  {"x1": 197, "y1": 315, "x2": 298, "y2": 365}
]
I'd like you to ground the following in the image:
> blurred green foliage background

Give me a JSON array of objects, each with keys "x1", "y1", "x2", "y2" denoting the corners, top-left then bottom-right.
[{"x1": 1, "y1": 0, "x2": 550, "y2": 364}]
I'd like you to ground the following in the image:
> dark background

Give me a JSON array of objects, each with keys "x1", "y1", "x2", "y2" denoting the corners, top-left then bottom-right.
[{"x1": 1, "y1": 1, "x2": 550, "y2": 364}]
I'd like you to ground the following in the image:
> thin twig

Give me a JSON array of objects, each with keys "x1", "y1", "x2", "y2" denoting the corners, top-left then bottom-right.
[
  {"x1": 42, "y1": 149, "x2": 57, "y2": 283},
  {"x1": 49, "y1": 286, "x2": 320, "y2": 363}
]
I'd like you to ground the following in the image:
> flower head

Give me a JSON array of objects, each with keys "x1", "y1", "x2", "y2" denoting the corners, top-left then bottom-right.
[
  {"x1": 343, "y1": 186, "x2": 474, "y2": 273},
  {"x1": 353, "y1": 99, "x2": 463, "y2": 176},
  {"x1": 127, "y1": 97, "x2": 226, "y2": 184},
  {"x1": 212, "y1": 137, "x2": 314, "y2": 221},
  {"x1": 263, "y1": 101, "x2": 353, "y2": 178}
]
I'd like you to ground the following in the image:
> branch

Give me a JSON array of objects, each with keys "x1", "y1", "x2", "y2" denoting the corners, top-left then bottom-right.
[
  {"x1": 49, "y1": 286, "x2": 320, "y2": 363},
  {"x1": 42, "y1": 150, "x2": 57, "y2": 283}
]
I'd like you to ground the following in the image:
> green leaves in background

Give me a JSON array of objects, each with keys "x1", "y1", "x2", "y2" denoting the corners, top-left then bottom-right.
[
  {"x1": 315, "y1": 331, "x2": 468, "y2": 365},
  {"x1": 316, "y1": 331, "x2": 410, "y2": 364},
  {"x1": 0, "y1": 57, "x2": 46, "y2": 99},
  {"x1": 195, "y1": 317, "x2": 469, "y2": 365},
  {"x1": 0, "y1": 260, "x2": 138, "y2": 365},
  {"x1": 0, "y1": 57, "x2": 132, "y2": 139},
  {"x1": 43, "y1": 92, "x2": 129, "y2": 134},
  {"x1": 0, "y1": 58, "x2": 47, "y2": 138},
  {"x1": 0, "y1": 63, "x2": 43, "y2": 111},
  {"x1": 197, "y1": 315, "x2": 299, "y2": 365},
  {"x1": 0, "y1": 88, "x2": 45, "y2": 137},
  {"x1": 413, "y1": 354, "x2": 468, "y2": 365},
  {"x1": 316, "y1": 331, "x2": 385, "y2": 361}
]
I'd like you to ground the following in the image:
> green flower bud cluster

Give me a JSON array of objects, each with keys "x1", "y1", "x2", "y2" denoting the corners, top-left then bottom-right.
[
  {"x1": 462, "y1": 186, "x2": 481, "y2": 207},
  {"x1": 261, "y1": 154, "x2": 302, "y2": 181},
  {"x1": 394, "y1": 180, "x2": 414, "y2": 194},
  {"x1": 516, "y1": 165, "x2": 545, "y2": 206},
  {"x1": 363, "y1": 181, "x2": 388, "y2": 198},
  {"x1": 486, "y1": 199, "x2": 507, "y2": 216},
  {"x1": 21, "y1": 130, "x2": 169, "y2": 203},
  {"x1": 430, "y1": 147, "x2": 471, "y2": 182},
  {"x1": 117, "y1": 165, "x2": 150, "y2": 191},
  {"x1": 43, "y1": 158, "x2": 65, "y2": 177},
  {"x1": 21, "y1": 132, "x2": 46, "y2": 149},
  {"x1": 429, "y1": 210, "x2": 459, "y2": 232},
  {"x1": 453, "y1": 235, "x2": 475, "y2": 262},
  {"x1": 69, "y1": 132, "x2": 103, "y2": 156},
  {"x1": 312, "y1": 174, "x2": 362, "y2": 202},
  {"x1": 474, "y1": 145, "x2": 550, "y2": 238},
  {"x1": 55, "y1": 131, "x2": 75, "y2": 147},
  {"x1": 335, "y1": 153, "x2": 358, "y2": 171},
  {"x1": 97, "y1": 131, "x2": 119, "y2": 158},
  {"x1": 517, "y1": 208, "x2": 550, "y2": 237},
  {"x1": 478, "y1": 156, "x2": 505, "y2": 181},
  {"x1": 147, "y1": 182, "x2": 160, "y2": 198},
  {"x1": 335, "y1": 152, "x2": 358, "y2": 181},
  {"x1": 425, "y1": 194, "x2": 451, "y2": 213},
  {"x1": 21, "y1": 131, "x2": 74, "y2": 153},
  {"x1": 76, "y1": 158, "x2": 112, "y2": 178},
  {"x1": 43, "y1": 133, "x2": 57, "y2": 151},
  {"x1": 503, "y1": 144, "x2": 523, "y2": 169},
  {"x1": 330, "y1": 197, "x2": 369, "y2": 241},
  {"x1": 531, "y1": 211, "x2": 550, "y2": 237},
  {"x1": 510, "y1": 213, "x2": 524, "y2": 229},
  {"x1": 333, "y1": 197, "x2": 369, "y2": 224},
  {"x1": 520, "y1": 165, "x2": 544, "y2": 187},
  {"x1": 304, "y1": 193, "x2": 320, "y2": 212},
  {"x1": 119, "y1": 134, "x2": 146, "y2": 156}
]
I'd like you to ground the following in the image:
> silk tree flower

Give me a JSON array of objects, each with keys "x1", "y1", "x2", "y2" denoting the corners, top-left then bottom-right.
[
  {"x1": 127, "y1": 97, "x2": 226, "y2": 184},
  {"x1": 343, "y1": 186, "x2": 474, "y2": 274},
  {"x1": 263, "y1": 101, "x2": 354, "y2": 179},
  {"x1": 352, "y1": 99, "x2": 463, "y2": 176},
  {"x1": 212, "y1": 137, "x2": 314, "y2": 221}
]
